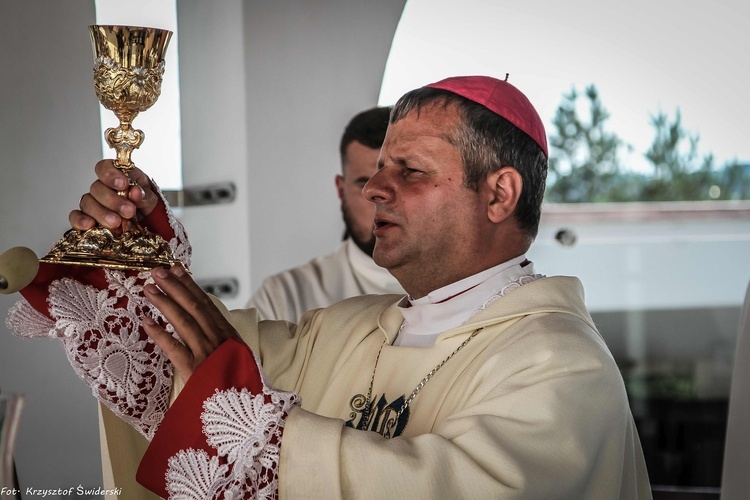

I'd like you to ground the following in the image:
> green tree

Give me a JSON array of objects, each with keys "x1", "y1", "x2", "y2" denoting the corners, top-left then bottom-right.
[
  {"x1": 716, "y1": 161, "x2": 750, "y2": 200},
  {"x1": 546, "y1": 85, "x2": 630, "y2": 203},
  {"x1": 546, "y1": 84, "x2": 750, "y2": 203},
  {"x1": 643, "y1": 109, "x2": 717, "y2": 201}
]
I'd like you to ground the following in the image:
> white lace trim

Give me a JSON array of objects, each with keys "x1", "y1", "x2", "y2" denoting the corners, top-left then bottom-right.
[
  {"x1": 53, "y1": 270, "x2": 174, "y2": 439},
  {"x1": 165, "y1": 386, "x2": 300, "y2": 500},
  {"x1": 5, "y1": 192, "x2": 191, "y2": 440},
  {"x1": 469, "y1": 274, "x2": 545, "y2": 321},
  {"x1": 5, "y1": 299, "x2": 56, "y2": 339},
  {"x1": 166, "y1": 450, "x2": 231, "y2": 499},
  {"x1": 397, "y1": 274, "x2": 546, "y2": 338}
]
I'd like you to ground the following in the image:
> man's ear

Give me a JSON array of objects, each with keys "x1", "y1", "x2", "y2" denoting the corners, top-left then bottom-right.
[
  {"x1": 486, "y1": 167, "x2": 523, "y2": 223},
  {"x1": 335, "y1": 174, "x2": 344, "y2": 201}
]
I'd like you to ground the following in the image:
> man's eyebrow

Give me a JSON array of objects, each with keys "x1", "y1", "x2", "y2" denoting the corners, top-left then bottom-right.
[{"x1": 378, "y1": 154, "x2": 409, "y2": 169}]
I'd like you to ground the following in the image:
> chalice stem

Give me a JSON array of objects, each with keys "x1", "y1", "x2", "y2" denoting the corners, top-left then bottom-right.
[
  {"x1": 105, "y1": 118, "x2": 146, "y2": 235},
  {"x1": 106, "y1": 119, "x2": 144, "y2": 171},
  {"x1": 39, "y1": 25, "x2": 177, "y2": 271}
]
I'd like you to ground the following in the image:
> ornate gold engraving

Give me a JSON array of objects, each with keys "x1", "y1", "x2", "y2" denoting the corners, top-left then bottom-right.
[
  {"x1": 41, "y1": 26, "x2": 177, "y2": 271},
  {"x1": 43, "y1": 227, "x2": 177, "y2": 271}
]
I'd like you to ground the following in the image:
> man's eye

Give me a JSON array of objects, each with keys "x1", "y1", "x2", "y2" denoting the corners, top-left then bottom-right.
[{"x1": 402, "y1": 167, "x2": 422, "y2": 176}]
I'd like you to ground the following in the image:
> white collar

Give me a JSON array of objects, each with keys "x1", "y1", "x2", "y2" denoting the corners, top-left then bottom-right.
[{"x1": 395, "y1": 255, "x2": 535, "y2": 345}]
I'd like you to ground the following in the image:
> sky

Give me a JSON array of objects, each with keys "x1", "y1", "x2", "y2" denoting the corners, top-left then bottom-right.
[{"x1": 379, "y1": 0, "x2": 749, "y2": 173}]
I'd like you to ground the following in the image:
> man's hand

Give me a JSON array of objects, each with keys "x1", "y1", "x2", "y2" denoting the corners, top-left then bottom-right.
[
  {"x1": 142, "y1": 265, "x2": 241, "y2": 383},
  {"x1": 69, "y1": 159, "x2": 160, "y2": 231}
]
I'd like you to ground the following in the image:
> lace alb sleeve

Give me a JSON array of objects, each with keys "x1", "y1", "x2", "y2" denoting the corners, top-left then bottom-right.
[
  {"x1": 137, "y1": 338, "x2": 300, "y2": 499},
  {"x1": 5, "y1": 184, "x2": 191, "y2": 440},
  {"x1": 53, "y1": 270, "x2": 175, "y2": 439}
]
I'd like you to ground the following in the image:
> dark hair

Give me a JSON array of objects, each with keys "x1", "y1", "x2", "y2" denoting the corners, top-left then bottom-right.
[
  {"x1": 391, "y1": 88, "x2": 548, "y2": 242},
  {"x1": 339, "y1": 106, "x2": 391, "y2": 167}
]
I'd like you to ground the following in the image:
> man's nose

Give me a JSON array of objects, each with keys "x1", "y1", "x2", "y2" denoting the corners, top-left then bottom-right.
[{"x1": 363, "y1": 168, "x2": 391, "y2": 203}]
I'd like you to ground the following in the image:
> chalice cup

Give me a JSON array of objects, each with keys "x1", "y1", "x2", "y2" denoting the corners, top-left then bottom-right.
[{"x1": 41, "y1": 25, "x2": 178, "y2": 271}]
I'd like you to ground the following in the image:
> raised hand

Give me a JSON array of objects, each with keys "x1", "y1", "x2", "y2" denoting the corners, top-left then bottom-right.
[
  {"x1": 70, "y1": 159, "x2": 160, "y2": 232},
  {"x1": 142, "y1": 265, "x2": 241, "y2": 383}
]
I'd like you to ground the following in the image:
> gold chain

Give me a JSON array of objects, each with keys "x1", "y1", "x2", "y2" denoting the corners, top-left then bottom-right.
[{"x1": 361, "y1": 327, "x2": 484, "y2": 438}]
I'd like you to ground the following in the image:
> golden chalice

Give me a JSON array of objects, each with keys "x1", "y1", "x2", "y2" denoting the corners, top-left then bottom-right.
[{"x1": 41, "y1": 25, "x2": 178, "y2": 271}]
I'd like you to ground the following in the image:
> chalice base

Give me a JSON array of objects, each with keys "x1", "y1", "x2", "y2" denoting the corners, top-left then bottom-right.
[{"x1": 40, "y1": 223, "x2": 178, "y2": 271}]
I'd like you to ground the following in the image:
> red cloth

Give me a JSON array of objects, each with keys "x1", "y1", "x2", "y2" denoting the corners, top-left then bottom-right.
[{"x1": 136, "y1": 338, "x2": 263, "y2": 497}]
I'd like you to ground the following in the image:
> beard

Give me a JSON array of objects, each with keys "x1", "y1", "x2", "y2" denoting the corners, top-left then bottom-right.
[{"x1": 342, "y1": 205, "x2": 376, "y2": 257}]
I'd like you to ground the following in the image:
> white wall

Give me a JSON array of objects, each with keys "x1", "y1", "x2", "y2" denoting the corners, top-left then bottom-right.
[
  {"x1": 242, "y1": 0, "x2": 406, "y2": 292},
  {"x1": 0, "y1": 0, "x2": 104, "y2": 493},
  {"x1": 176, "y1": 0, "x2": 254, "y2": 311},
  {"x1": 531, "y1": 207, "x2": 750, "y2": 312}
]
